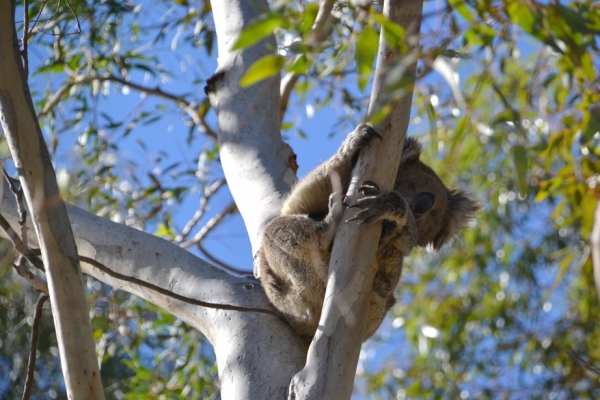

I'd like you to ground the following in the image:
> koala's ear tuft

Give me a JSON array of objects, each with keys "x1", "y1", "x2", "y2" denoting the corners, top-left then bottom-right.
[
  {"x1": 401, "y1": 137, "x2": 423, "y2": 164},
  {"x1": 432, "y1": 189, "x2": 480, "y2": 252}
]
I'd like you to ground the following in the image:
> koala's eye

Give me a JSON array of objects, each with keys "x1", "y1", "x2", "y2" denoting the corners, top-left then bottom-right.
[{"x1": 411, "y1": 193, "x2": 434, "y2": 217}]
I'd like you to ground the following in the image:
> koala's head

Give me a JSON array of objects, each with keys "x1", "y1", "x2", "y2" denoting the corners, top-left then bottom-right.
[{"x1": 394, "y1": 137, "x2": 479, "y2": 251}]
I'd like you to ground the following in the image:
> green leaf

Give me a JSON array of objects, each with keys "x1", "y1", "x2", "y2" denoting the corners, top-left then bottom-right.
[
  {"x1": 301, "y1": 3, "x2": 320, "y2": 35},
  {"x1": 373, "y1": 14, "x2": 405, "y2": 49},
  {"x1": 240, "y1": 54, "x2": 285, "y2": 87},
  {"x1": 579, "y1": 51, "x2": 596, "y2": 81},
  {"x1": 356, "y1": 27, "x2": 379, "y2": 91},
  {"x1": 492, "y1": 109, "x2": 518, "y2": 126},
  {"x1": 286, "y1": 54, "x2": 310, "y2": 74},
  {"x1": 507, "y1": 2, "x2": 536, "y2": 34},
  {"x1": 512, "y1": 144, "x2": 528, "y2": 197},
  {"x1": 580, "y1": 106, "x2": 600, "y2": 144},
  {"x1": 232, "y1": 16, "x2": 287, "y2": 50},
  {"x1": 556, "y1": 4, "x2": 600, "y2": 35},
  {"x1": 447, "y1": 0, "x2": 474, "y2": 23}
]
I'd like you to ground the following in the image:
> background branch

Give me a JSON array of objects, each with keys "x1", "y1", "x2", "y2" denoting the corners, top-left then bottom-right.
[
  {"x1": 279, "y1": 0, "x2": 335, "y2": 120},
  {"x1": 176, "y1": 179, "x2": 227, "y2": 243},
  {"x1": 180, "y1": 201, "x2": 237, "y2": 249},
  {"x1": 22, "y1": 293, "x2": 49, "y2": 400},
  {"x1": 13, "y1": 257, "x2": 48, "y2": 295},
  {"x1": 38, "y1": 74, "x2": 217, "y2": 139}
]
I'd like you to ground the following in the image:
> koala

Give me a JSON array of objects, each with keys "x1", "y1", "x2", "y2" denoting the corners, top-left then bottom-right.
[{"x1": 258, "y1": 124, "x2": 479, "y2": 340}]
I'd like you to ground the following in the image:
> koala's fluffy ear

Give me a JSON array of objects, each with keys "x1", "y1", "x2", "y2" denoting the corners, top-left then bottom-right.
[
  {"x1": 401, "y1": 137, "x2": 423, "y2": 164},
  {"x1": 432, "y1": 190, "x2": 479, "y2": 252}
]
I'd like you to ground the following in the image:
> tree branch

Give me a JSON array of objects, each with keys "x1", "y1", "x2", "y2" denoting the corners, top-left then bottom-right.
[
  {"x1": 22, "y1": 293, "x2": 49, "y2": 400},
  {"x1": 289, "y1": 1, "x2": 423, "y2": 398},
  {"x1": 208, "y1": 0, "x2": 297, "y2": 270},
  {"x1": 0, "y1": 213, "x2": 44, "y2": 272},
  {"x1": 279, "y1": 0, "x2": 335, "y2": 120},
  {"x1": 0, "y1": 177, "x2": 306, "y2": 399},
  {"x1": 3, "y1": 169, "x2": 29, "y2": 245},
  {"x1": 39, "y1": 74, "x2": 217, "y2": 139}
]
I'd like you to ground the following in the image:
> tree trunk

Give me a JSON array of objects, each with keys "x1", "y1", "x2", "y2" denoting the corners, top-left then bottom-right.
[
  {"x1": 209, "y1": 0, "x2": 297, "y2": 275},
  {"x1": 0, "y1": 1, "x2": 104, "y2": 398}
]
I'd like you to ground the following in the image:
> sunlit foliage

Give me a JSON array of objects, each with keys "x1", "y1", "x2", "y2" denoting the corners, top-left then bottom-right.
[{"x1": 0, "y1": 0, "x2": 598, "y2": 398}]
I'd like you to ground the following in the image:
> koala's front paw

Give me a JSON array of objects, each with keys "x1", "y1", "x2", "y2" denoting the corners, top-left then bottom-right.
[
  {"x1": 347, "y1": 181, "x2": 408, "y2": 226},
  {"x1": 344, "y1": 124, "x2": 382, "y2": 155},
  {"x1": 326, "y1": 191, "x2": 344, "y2": 227}
]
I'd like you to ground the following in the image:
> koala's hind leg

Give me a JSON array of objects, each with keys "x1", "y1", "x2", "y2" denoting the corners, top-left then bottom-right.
[{"x1": 259, "y1": 192, "x2": 344, "y2": 337}]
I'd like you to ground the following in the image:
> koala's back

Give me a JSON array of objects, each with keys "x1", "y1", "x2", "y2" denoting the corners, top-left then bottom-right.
[{"x1": 259, "y1": 215, "x2": 332, "y2": 337}]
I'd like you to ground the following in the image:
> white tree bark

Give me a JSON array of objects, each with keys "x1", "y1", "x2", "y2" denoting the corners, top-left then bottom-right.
[
  {"x1": 0, "y1": 1, "x2": 104, "y2": 398},
  {"x1": 209, "y1": 0, "x2": 297, "y2": 274},
  {"x1": 289, "y1": 1, "x2": 423, "y2": 398}
]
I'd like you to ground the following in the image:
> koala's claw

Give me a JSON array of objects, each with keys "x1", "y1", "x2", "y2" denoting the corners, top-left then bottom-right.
[
  {"x1": 347, "y1": 125, "x2": 382, "y2": 153},
  {"x1": 348, "y1": 182, "x2": 408, "y2": 226},
  {"x1": 357, "y1": 180, "x2": 381, "y2": 197},
  {"x1": 347, "y1": 204, "x2": 385, "y2": 224}
]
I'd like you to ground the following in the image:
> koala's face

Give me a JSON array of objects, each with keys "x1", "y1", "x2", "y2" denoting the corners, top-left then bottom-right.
[{"x1": 394, "y1": 160, "x2": 450, "y2": 248}]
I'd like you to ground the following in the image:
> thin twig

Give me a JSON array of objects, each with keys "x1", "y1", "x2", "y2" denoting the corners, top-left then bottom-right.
[
  {"x1": 568, "y1": 346, "x2": 600, "y2": 376},
  {"x1": 176, "y1": 179, "x2": 226, "y2": 242},
  {"x1": 13, "y1": 256, "x2": 49, "y2": 294},
  {"x1": 38, "y1": 74, "x2": 217, "y2": 139},
  {"x1": 197, "y1": 242, "x2": 251, "y2": 276},
  {"x1": 22, "y1": 0, "x2": 29, "y2": 77},
  {"x1": 0, "y1": 214, "x2": 44, "y2": 272},
  {"x1": 63, "y1": 0, "x2": 81, "y2": 35},
  {"x1": 22, "y1": 293, "x2": 49, "y2": 400},
  {"x1": 27, "y1": 0, "x2": 50, "y2": 37},
  {"x1": 180, "y1": 201, "x2": 238, "y2": 249},
  {"x1": 279, "y1": 0, "x2": 335, "y2": 121}
]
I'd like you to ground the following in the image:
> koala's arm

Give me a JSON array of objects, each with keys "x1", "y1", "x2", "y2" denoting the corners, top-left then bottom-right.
[{"x1": 281, "y1": 124, "x2": 381, "y2": 217}]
